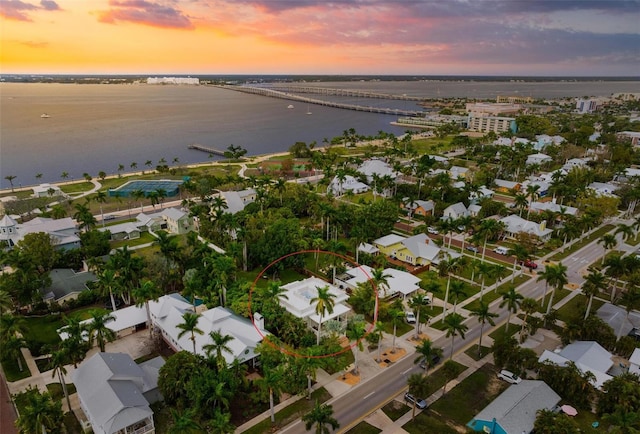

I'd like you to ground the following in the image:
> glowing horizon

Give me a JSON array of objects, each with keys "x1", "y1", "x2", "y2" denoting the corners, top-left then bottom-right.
[{"x1": 1, "y1": 0, "x2": 639, "y2": 76}]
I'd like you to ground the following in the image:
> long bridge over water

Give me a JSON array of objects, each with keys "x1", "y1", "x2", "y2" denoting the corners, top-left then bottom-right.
[{"x1": 218, "y1": 85, "x2": 423, "y2": 117}]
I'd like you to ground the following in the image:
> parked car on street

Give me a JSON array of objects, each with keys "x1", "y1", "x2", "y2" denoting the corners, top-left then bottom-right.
[
  {"x1": 405, "y1": 311, "x2": 416, "y2": 324},
  {"x1": 419, "y1": 354, "x2": 442, "y2": 370},
  {"x1": 404, "y1": 392, "x2": 428, "y2": 409},
  {"x1": 466, "y1": 245, "x2": 479, "y2": 253},
  {"x1": 427, "y1": 226, "x2": 439, "y2": 235},
  {"x1": 519, "y1": 259, "x2": 538, "y2": 269},
  {"x1": 497, "y1": 369, "x2": 521, "y2": 384},
  {"x1": 493, "y1": 246, "x2": 509, "y2": 255},
  {"x1": 628, "y1": 327, "x2": 640, "y2": 341}
]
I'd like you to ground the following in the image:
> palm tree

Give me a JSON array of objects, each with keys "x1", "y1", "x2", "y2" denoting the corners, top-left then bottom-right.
[
  {"x1": 443, "y1": 313, "x2": 468, "y2": 359},
  {"x1": 4, "y1": 175, "x2": 16, "y2": 192},
  {"x1": 438, "y1": 255, "x2": 464, "y2": 319},
  {"x1": 408, "y1": 294, "x2": 429, "y2": 339},
  {"x1": 311, "y1": 285, "x2": 336, "y2": 345},
  {"x1": 519, "y1": 298, "x2": 539, "y2": 341},
  {"x1": 598, "y1": 233, "x2": 617, "y2": 264},
  {"x1": 97, "y1": 268, "x2": 120, "y2": 312},
  {"x1": 299, "y1": 347, "x2": 325, "y2": 399},
  {"x1": 470, "y1": 300, "x2": 498, "y2": 358},
  {"x1": 414, "y1": 339, "x2": 442, "y2": 374},
  {"x1": 539, "y1": 262, "x2": 568, "y2": 316},
  {"x1": 168, "y1": 408, "x2": 203, "y2": 434},
  {"x1": 406, "y1": 373, "x2": 430, "y2": 419},
  {"x1": 389, "y1": 307, "x2": 405, "y2": 353},
  {"x1": 95, "y1": 190, "x2": 108, "y2": 227},
  {"x1": 257, "y1": 365, "x2": 285, "y2": 423},
  {"x1": 513, "y1": 193, "x2": 528, "y2": 217},
  {"x1": 617, "y1": 287, "x2": 640, "y2": 341},
  {"x1": 448, "y1": 280, "x2": 467, "y2": 313},
  {"x1": 500, "y1": 286, "x2": 524, "y2": 332},
  {"x1": 302, "y1": 400, "x2": 340, "y2": 433},
  {"x1": 370, "y1": 267, "x2": 392, "y2": 299},
  {"x1": 49, "y1": 348, "x2": 72, "y2": 411},
  {"x1": 615, "y1": 223, "x2": 635, "y2": 245},
  {"x1": 346, "y1": 318, "x2": 366, "y2": 375},
  {"x1": 73, "y1": 202, "x2": 97, "y2": 232},
  {"x1": 477, "y1": 219, "x2": 505, "y2": 263},
  {"x1": 203, "y1": 330, "x2": 234, "y2": 369},
  {"x1": 132, "y1": 280, "x2": 162, "y2": 337},
  {"x1": 15, "y1": 388, "x2": 63, "y2": 434},
  {"x1": 604, "y1": 254, "x2": 628, "y2": 301},
  {"x1": 1, "y1": 335, "x2": 26, "y2": 372},
  {"x1": 0, "y1": 290, "x2": 12, "y2": 315},
  {"x1": 0, "y1": 313, "x2": 26, "y2": 343},
  {"x1": 87, "y1": 309, "x2": 116, "y2": 352},
  {"x1": 583, "y1": 268, "x2": 606, "y2": 319},
  {"x1": 177, "y1": 312, "x2": 204, "y2": 354}
]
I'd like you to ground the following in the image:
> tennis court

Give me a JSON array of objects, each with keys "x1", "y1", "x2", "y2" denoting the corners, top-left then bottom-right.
[{"x1": 108, "y1": 179, "x2": 183, "y2": 198}]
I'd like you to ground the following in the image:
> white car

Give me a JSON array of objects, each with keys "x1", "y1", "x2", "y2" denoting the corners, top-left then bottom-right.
[
  {"x1": 427, "y1": 226, "x2": 439, "y2": 235},
  {"x1": 497, "y1": 369, "x2": 521, "y2": 384},
  {"x1": 405, "y1": 311, "x2": 416, "y2": 324},
  {"x1": 493, "y1": 246, "x2": 509, "y2": 255}
]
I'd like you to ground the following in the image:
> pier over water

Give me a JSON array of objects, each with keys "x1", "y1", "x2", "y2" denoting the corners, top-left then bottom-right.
[{"x1": 218, "y1": 85, "x2": 423, "y2": 117}]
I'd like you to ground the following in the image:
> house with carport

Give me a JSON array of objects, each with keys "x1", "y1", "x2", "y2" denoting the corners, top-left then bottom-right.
[{"x1": 538, "y1": 341, "x2": 614, "y2": 389}]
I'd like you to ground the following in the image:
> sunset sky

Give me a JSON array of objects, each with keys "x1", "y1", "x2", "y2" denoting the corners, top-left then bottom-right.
[{"x1": 1, "y1": 0, "x2": 639, "y2": 76}]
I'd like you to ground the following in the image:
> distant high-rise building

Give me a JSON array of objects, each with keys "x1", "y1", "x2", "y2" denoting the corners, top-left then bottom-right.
[{"x1": 467, "y1": 115, "x2": 516, "y2": 134}]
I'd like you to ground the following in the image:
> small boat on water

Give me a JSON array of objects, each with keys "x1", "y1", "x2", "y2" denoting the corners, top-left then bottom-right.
[
  {"x1": 40, "y1": 113, "x2": 51, "y2": 118},
  {"x1": 287, "y1": 104, "x2": 294, "y2": 109},
  {"x1": 306, "y1": 104, "x2": 312, "y2": 115}
]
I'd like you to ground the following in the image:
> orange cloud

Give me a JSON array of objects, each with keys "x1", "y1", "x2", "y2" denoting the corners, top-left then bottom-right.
[{"x1": 98, "y1": 0, "x2": 194, "y2": 29}]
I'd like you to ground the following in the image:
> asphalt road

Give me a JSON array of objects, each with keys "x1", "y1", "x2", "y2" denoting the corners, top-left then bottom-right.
[{"x1": 280, "y1": 231, "x2": 610, "y2": 434}]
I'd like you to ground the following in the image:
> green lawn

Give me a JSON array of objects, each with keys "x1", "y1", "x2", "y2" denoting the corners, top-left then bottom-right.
[
  {"x1": 432, "y1": 364, "x2": 509, "y2": 432},
  {"x1": 59, "y1": 181, "x2": 94, "y2": 194},
  {"x1": 2, "y1": 353, "x2": 31, "y2": 382},
  {"x1": 464, "y1": 345, "x2": 492, "y2": 361},
  {"x1": 488, "y1": 323, "x2": 520, "y2": 342},
  {"x1": 381, "y1": 400, "x2": 409, "y2": 421},
  {"x1": 422, "y1": 360, "x2": 467, "y2": 397},
  {"x1": 110, "y1": 231, "x2": 156, "y2": 249},
  {"x1": 463, "y1": 274, "x2": 531, "y2": 312},
  {"x1": 403, "y1": 412, "x2": 460, "y2": 434},
  {"x1": 556, "y1": 293, "x2": 605, "y2": 323},
  {"x1": 46, "y1": 382, "x2": 77, "y2": 401},
  {"x1": 242, "y1": 388, "x2": 332, "y2": 434}
]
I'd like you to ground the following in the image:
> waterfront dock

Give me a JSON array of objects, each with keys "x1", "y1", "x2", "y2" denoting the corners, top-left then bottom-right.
[{"x1": 188, "y1": 144, "x2": 226, "y2": 156}]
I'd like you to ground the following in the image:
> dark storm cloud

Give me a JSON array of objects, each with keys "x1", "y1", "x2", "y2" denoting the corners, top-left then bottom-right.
[{"x1": 99, "y1": 0, "x2": 194, "y2": 29}]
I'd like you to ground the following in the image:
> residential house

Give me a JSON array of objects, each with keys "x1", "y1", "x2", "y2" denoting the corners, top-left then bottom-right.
[
  {"x1": 500, "y1": 215, "x2": 552, "y2": 242},
  {"x1": 629, "y1": 348, "x2": 640, "y2": 376},
  {"x1": 587, "y1": 181, "x2": 618, "y2": 197},
  {"x1": 617, "y1": 131, "x2": 640, "y2": 147},
  {"x1": 327, "y1": 175, "x2": 369, "y2": 196},
  {"x1": 535, "y1": 134, "x2": 565, "y2": 151},
  {"x1": 335, "y1": 265, "x2": 421, "y2": 299},
  {"x1": 528, "y1": 201, "x2": 578, "y2": 218},
  {"x1": 99, "y1": 222, "x2": 141, "y2": 241},
  {"x1": 525, "y1": 153, "x2": 552, "y2": 166},
  {"x1": 562, "y1": 158, "x2": 590, "y2": 172},
  {"x1": 469, "y1": 186, "x2": 494, "y2": 203},
  {"x1": 0, "y1": 215, "x2": 80, "y2": 250},
  {"x1": 493, "y1": 179, "x2": 521, "y2": 193},
  {"x1": 137, "y1": 207, "x2": 193, "y2": 235},
  {"x1": 279, "y1": 277, "x2": 351, "y2": 338},
  {"x1": 32, "y1": 183, "x2": 65, "y2": 198},
  {"x1": 449, "y1": 166, "x2": 469, "y2": 180},
  {"x1": 219, "y1": 188, "x2": 257, "y2": 214},
  {"x1": 468, "y1": 380, "x2": 561, "y2": 434},
  {"x1": 73, "y1": 352, "x2": 165, "y2": 434},
  {"x1": 373, "y1": 233, "x2": 442, "y2": 268},
  {"x1": 442, "y1": 202, "x2": 469, "y2": 220},
  {"x1": 401, "y1": 198, "x2": 435, "y2": 218},
  {"x1": 357, "y1": 242, "x2": 379, "y2": 256},
  {"x1": 42, "y1": 268, "x2": 97, "y2": 304},
  {"x1": 538, "y1": 341, "x2": 614, "y2": 389},
  {"x1": 357, "y1": 158, "x2": 397, "y2": 182}
]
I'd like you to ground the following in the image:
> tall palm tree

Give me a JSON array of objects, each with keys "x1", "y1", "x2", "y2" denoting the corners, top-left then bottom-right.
[
  {"x1": 414, "y1": 339, "x2": 442, "y2": 374},
  {"x1": 299, "y1": 346, "x2": 325, "y2": 399},
  {"x1": 438, "y1": 255, "x2": 464, "y2": 319},
  {"x1": 302, "y1": 400, "x2": 340, "y2": 434},
  {"x1": 95, "y1": 190, "x2": 108, "y2": 227},
  {"x1": 539, "y1": 262, "x2": 568, "y2": 316},
  {"x1": 132, "y1": 280, "x2": 162, "y2": 337},
  {"x1": 177, "y1": 312, "x2": 204, "y2": 354},
  {"x1": 604, "y1": 254, "x2": 628, "y2": 301},
  {"x1": 370, "y1": 267, "x2": 392, "y2": 299},
  {"x1": 346, "y1": 318, "x2": 366, "y2": 375},
  {"x1": 615, "y1": 223, "x2": 635, "y2": 245},
  {"x1": 519, "y1": 298, "x2": 539, "y2": 341},
  {"x1": 477, "y1": 219, "x2": 505, "y2": 263},
  {"x1": 598, "y1": 233, "x2": 617, "y2": 265},
  {"x1": 389, "y1": 307, "x2": 405, "y2": 353},
  {"x1": 617, "y1": 287, "x2": 640, "y2": 341},
  {"x1": 470, "y1": 300, "x2": 498, "y2": 358},
  {"x1": 4, "y1": 175, "x2": 16, "y2": 192},
  {"x1": 0, "y1": 313, "x2": 26, "y2": 343},
  {"x1": 408, "y1": 294, "x2": 429, "y2": 339},
  {"x1": 444, "y1": 313, "x2": 468, "y2": 359},
  {"x1": 0, "y1": 290, "x2": 12, "y2": 315},
  {"x1": 73, "y1": 202, "x2": 97, "y2": 232},
  {"x1": 203, "y1": 330, "x2": 234, "y2": 369},
  {"x1": 1, "y1": 335, "x2": 26, "y2": 372},
  {"x1": 97, "y1": 268, "x2": 120, "y2": 312},
  {"x1": 87, "y1": 309, "x2": 116, "y2": 352},
  {"x1": 311, "y1": 285, "x2": 336, "y2": 345},
  {"x1": 406, "y1": 373, "x2": 430, "y2": 419},
  {"x1": 500, "y1": 286, "x2": 523, "y2": 332},
  {"x1": 448, "y1": 280, "x2": 467, "y2": 313},
  {"x1": 49, "y1": 348, "x2": 72, "y2": 411},
  {"x1": 257, "y1": 365, "x2": 285, "y2": 423},
  {"x1": 583, "y1": 268, "x2": 606, "y2": 319}
]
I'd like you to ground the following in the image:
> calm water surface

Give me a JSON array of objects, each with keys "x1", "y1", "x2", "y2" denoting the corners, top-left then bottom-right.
[{"x1": 1, "y1": 80, "x2": 638, "y2": 188}]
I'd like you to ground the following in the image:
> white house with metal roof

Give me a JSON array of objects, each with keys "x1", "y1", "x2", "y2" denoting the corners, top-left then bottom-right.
[
  {"x1": 0, "y1": 215, "x2": 80, "y2": 249},
  {"x1": 219, "y1": 188, "x2": 257, "y2": 214},
  {"x1": 500, "y1": 215, "x2": 553, "y2": 241},
  {"x1": 538, "y1": 341, "x2": 614, "y2": 389},
  {"x1": 327, "y1": 175, "x2": 370, "y2": 196},
  {"x1": 73, "y1": 352, "x2": 165, "y2": 434},
  {"x1": 357, "y1": 158, "x2": 397, "y2": 182},
  {"x1": 335, "y1": 265, "x2": 421, "y2": 299},
  {"x1": 442, "y1": 202, "x2": 470, "y2": 220},
  {"x1": 278, "y1": 277, "x2": 351, "y2": 337},
  {"x1": 468, "y1": 380, "x2": 560, "y2": 434}
]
